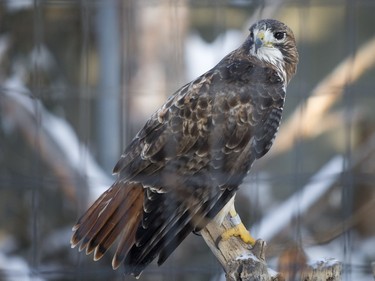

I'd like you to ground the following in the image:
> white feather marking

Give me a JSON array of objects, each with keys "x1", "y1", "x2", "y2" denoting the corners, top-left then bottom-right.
[
  {"x1": 250, "y1": 27, "x2": 287, "y2": 89},
  {"x1": 255, "y1": 47, "x2": 286, "y2": 83}
]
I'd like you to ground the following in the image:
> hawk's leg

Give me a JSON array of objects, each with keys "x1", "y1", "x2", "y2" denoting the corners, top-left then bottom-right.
[{"x1": 219, "y1": 208, "x2": 256, "y2": 246}]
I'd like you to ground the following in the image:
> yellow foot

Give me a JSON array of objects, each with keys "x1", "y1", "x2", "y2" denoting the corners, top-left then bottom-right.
[
  {"x1": 217, "y1": 210, "x2": 256, "y2": 246},
  {"x1": 221, "y1": 223, "x2": 256, "y2": 245}
]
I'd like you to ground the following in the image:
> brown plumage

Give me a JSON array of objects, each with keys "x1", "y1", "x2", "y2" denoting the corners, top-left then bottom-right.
[{"x1": 71, "y1": 19, "x2": 298, "y2": 277}]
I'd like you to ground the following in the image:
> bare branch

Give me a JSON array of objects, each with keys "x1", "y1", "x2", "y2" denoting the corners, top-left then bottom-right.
[
  {"x1": 201, "y1": 216, "x2": 282, "y2": 281},
  {"x1": 301, "y1": 259, "x2": 342, "y2": 281},
  {"x1": 201, "y1": 214, "x2": 342, "y2": 281}
]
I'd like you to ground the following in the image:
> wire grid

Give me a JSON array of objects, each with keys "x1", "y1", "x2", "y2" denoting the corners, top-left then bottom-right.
[{"x1": 0, "y1": 0, "x2": 375, "y2": 280}]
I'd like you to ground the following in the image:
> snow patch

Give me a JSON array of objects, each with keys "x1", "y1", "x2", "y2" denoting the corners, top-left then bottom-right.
[{"x1": 236, "y1": 252, "x2": 258, "y2": 262}]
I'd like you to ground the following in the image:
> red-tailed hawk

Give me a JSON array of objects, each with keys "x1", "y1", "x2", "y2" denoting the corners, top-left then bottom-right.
[{"x1": 71, "y1": 19, "x2": 298, "y2": 277}]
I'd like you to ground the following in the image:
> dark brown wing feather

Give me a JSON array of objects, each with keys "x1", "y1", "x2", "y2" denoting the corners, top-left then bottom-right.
[{"x1": 71, "y1": 45, "x2": 286, "y2": 277}]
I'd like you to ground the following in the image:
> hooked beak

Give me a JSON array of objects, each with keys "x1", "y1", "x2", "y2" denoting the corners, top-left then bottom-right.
[
  {"x1": 255, "y1": 38, "x2": 262, "y2": 53},
  {"x1": 254, "y1": 31, "x2": 274, "y2": 53},
  {"x1": 254, "y1": 31, "x2": 264, "y2": 53}
]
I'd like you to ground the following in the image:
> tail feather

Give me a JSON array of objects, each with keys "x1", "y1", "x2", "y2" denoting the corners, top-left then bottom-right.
[
  {"x1": 71, "y1": 184, "x2": 123, "y2": 249},
  {"x1": 158, "y1": 189, "x2": 234, "y2": 265},
  {"x1": 85, "y1": 186, "x2": 126, "y2": 255},
  {"x1": 132, "y1": 209, "x2": 191, "y2": 265},
  {"x1": 112, "y1": 200, "x2": 143, "y2": 269},
  {"x1": 71, "y1": 179, "x2": 235, "y2": 277},
  {"x1": 71, "y1": 182, "x2": 144, "y2": 269},
  {"x1": 90, "y1": 192, "x2": 136, "y2": 260}
]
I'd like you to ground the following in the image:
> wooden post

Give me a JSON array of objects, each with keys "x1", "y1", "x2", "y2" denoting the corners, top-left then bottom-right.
[
  {"x1": 201, "y1": 214, "x2": 342, "y2": 281},
  {"x1": 201, "y1": 215, "x2": 283, "y2": 281},
  {"x1": 301, "y1": 259, "x2": 342, "y2": 281}
]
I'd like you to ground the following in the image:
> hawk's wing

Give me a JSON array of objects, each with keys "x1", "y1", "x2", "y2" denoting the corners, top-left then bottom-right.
[{"x1": 71, "y1": 53, "x2": 286, "y2": 276}]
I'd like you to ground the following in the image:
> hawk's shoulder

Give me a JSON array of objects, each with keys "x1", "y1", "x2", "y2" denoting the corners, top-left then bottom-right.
[{"x1": 113, "y1": 51, "x2": 286, "y2": 181}]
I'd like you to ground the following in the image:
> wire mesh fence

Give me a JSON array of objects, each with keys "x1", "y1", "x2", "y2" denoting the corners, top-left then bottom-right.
[{"x1": 0, "y1": 0, "x2": 375, "y2": 280}]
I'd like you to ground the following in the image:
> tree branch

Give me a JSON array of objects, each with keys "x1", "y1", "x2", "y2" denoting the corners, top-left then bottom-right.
[
  {"x1": 201, "y1": 214, "x2": 342, "y2": 281},
  {"x1": 201, "y1": 216, "x2": 282, "y2": 281}
]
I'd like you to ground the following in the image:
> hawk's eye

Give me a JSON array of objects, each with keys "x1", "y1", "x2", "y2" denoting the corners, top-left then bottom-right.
[{"x1": 273, "y1": 32, "x2": 285, "y2": 40}]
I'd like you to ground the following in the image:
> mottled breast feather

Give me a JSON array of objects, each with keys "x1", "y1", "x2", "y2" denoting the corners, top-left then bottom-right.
[{"x1": 114, "y1": 53, "x2": 285, "y2": 189}]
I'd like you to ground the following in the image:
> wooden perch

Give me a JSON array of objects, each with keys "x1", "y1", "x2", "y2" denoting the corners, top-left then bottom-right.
[
  {"x1": 301, "y1": 259, "x2": 342, "y2": 281},
  {"x1": 201, "y1": 213, "x2": 342, "y2": 281},
  {"x1": 201, "y1": 215, "x2": 280, "y2": 281}
]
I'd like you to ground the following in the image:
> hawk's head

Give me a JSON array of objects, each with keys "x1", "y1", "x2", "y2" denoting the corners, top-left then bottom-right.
[{"x1": 247, "y1": 19, "x2": 299, "y2": 86}]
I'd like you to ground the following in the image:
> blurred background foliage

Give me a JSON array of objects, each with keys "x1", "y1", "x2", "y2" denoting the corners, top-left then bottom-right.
[{"x1": 0, "y1": 0, "x2": 375, "y2": 280}]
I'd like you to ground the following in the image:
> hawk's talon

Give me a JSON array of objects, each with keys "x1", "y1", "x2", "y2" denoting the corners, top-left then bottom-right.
[
  {"x1": 221, "y1": 223, "x2": 256, "y2": 246},
  {"x1": 216, "y1": 209, "x2": 256, "y2": 247}
]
